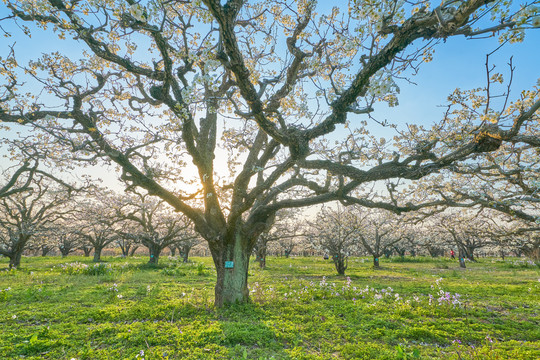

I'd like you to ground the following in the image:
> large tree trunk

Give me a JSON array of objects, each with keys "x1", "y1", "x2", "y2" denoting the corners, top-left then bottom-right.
[
  {"x1": 9, "y1": 238, "x2": 27, "y2": 269},
  {"x1": 148, "y1": 243, "x2": 161, "y2": 264},
  {"x1": 9, "y1": 250, "x2": 23, "y2": 269},
  {"x1": 181, "y1": 245, "x2": 190, "y2": 263},
  {"x1": 333, "y1": 254, "x2": 347, "y2": 275},
  {"x1": 373, "y1": 255, "x2": 380, "y2": 268},
  {"x1": 212, "y1": 231, "x2": 251, "y2": 306},
  {"x1": 93, "y1": 246, "x2": 103, "y2": 262}
]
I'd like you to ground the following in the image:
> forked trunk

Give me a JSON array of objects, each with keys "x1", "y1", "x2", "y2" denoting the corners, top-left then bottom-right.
[
  {"x1": 41, "y1": 246, "x2": 51, "y2": 257},
  {"x1": 129, "y1": 245, "x2": 139, "y2": 256},
  {"x1": 82, "y1": 247, "x2": 92, "y2": 257},
  {"x1": 60, "y1": 247, "x2": 69, "y2": 257},
  {"x1": 212, "y1": 230, "x2": 251, "y2": 306}
]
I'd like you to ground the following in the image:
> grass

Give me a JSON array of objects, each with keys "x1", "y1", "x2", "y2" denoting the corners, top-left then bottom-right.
[{"x1": 0, "y1": 255, "x2": 539, "y2": 359}]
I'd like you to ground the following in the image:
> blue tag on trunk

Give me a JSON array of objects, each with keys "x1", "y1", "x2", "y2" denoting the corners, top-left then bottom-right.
[{"x1": 225, "y1": 261, "x2": 234, "y2": 269}]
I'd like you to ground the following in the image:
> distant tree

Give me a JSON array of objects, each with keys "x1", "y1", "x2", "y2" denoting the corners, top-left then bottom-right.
[
  {"x1": 77, "y1": 192, "x2": 122, "y2": 262},
  {"x1": 0, "y1": 176, "x2": 73, "y2": 268},
  {"x1": 175, "y1": 232, "x2": 201, "y2": 263},
  {"x1": 278, "y1": 237, "x2": 298, "y2": 259},
  {"x1": 119, "y1": 193, "x2": 193, "y2": 265},
  {"x1": 57, "y1": 233, "x2": 80, "y2": 258},
  {"x1": 427, "y1": 211, "x2": 492, "y2": 268},
  {"x1": 309, "y1": 206, "x2": 359, "y2": 275},
  {"x1": 115, "y1": 236, "x2": 138, "y2": 258},
  {"x1": 254, "y1": 210, "x2": 302, "y2": 268},
  {"x1": 79, "y1": 244, "x2": 93, "y2": 257},
  {"x1": 355, "y1": 209, "x2": 404, "y2": 268}
]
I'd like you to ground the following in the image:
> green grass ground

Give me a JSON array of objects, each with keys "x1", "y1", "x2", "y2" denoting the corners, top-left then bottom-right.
[{"x1": 0, "y1": 255, "x2": 538, "y2": 359}]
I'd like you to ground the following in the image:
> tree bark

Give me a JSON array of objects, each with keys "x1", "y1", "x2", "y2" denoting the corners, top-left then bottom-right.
[
  {"x1": 458, "y1": 249, "x2": 466, "y2": 268},
  {"x1": 60, "y1": 247, "x2": 71, "y2": 258},
  {"x1": 93, "y1": 247, "x2": 103, "y2": 262},
  {"x1": 255, "y1": 245, "x2": 267, "y2": 269},
  {"x1": 148, "y1": 243, "x2": 161, "y2": 264},
  {"x1": 41, "y1": 245, "x2": 52, "y2": 257},
  {"x1": 9, "y1": 250, "x2": 23, "y2": 269},
  {"x1": 373, "y1": 256, "x2": 380, "y2": 268},
  {"x1": 82, "y1": 246, "x2": 92, "y2": 257},
  {"x1": 332, "y1": 254, "x2": 347, "y2": 275},
  {"x1": 129, "y1": 245, "x2": 139, "y2": 256},
  {"x1": 181, "y1": 246, "x2": 190, "y2": 263},
  {"x1": 212, "y1": 230, "x2": 251, "y2": 306}
]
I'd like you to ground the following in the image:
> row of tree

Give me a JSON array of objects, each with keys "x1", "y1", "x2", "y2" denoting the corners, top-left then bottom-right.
[
  {"x1": 253, "y1": 205, "x2": 540, "y2": 275},
  {"x1": 0, "y1": 174, "x2": 200, "y2": 268}
]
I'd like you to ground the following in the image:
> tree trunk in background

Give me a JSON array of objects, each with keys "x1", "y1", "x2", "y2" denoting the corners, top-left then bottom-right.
[
  {"x1": 82, "y1": 247, "x2": 92, "y2": 257},
  {"x1": 458, "y1": 249, "x2": 466, "y2": 268},
  {"x1": 373, "y1": 256, "x2": 380, "y2": 268},
  {"x1": 60, "y1": 247, "x2": 70, "y2": 258},
  {"x1": 148, "y1": 243, "x2": 161, "y2": 264},
  {"x1": 129, "y1": 245, "x2": 139, "y2": 256},
  {"x1": 181, "y1": 245, "x2": 190, "y2": 263},
  {"x1": 93, "y1": 247, "x2": 103, "y2": 262},
  {"x1": 9, "y1": 250, "x2": 23, "y2": 269},
  {"x1": 332, "y1": 253, "x2": 347, "y2": 275},
  {"x1": 41, "y1": 245, "x2": 52, "y2": 257},
  {"x1": 255, "y1": 245, "x2": 267, "y2": 269}
]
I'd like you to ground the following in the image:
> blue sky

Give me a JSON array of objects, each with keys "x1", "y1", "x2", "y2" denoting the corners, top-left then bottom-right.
[{"x1": 1, "y1": 2, "x2": 539, "y2": 183}]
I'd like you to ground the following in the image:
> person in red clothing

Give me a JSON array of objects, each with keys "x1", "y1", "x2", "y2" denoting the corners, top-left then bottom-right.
[{"x1": 450, "y1": 249, "x2": 455, "y2": 259}]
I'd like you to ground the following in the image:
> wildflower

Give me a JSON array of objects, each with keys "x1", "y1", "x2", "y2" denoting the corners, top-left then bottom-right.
[
  {"x1": 11, "y1": 315, "x2": 17, "y2": 319},
  {"x1": 117, "y1": 294, "x2": 123, "y2": 299}
]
